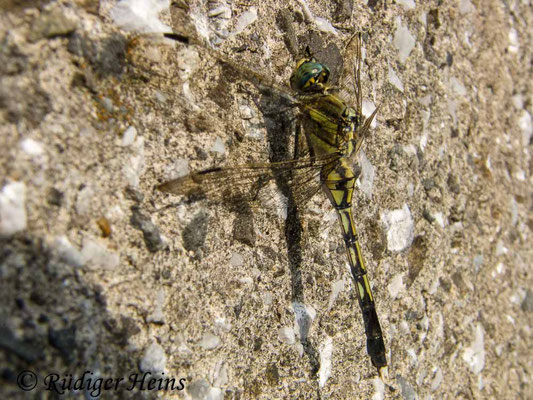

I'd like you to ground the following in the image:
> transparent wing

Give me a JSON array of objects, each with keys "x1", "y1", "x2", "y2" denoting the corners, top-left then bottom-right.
[
  {"x1": 335, "y1": 33, "x2": 380, "y2": 159},
  {"x1": 337, "y1": 32, "x2": 363, "y2": 118},
  {"x1": 158, "y1": 152, "x2": 340, "y2": 209}
]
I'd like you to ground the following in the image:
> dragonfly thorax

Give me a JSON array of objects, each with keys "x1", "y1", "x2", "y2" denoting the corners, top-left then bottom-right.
[{"x1": 343, "y1": 105, "x2": 358, "y2": 122}]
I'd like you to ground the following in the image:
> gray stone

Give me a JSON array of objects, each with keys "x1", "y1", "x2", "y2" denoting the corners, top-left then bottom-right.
[
  {"x1": 28, "y1": 7, "x2": 77, "y2": 42},
  {"x1": 130, "y1": 207, "x2": 165, "y2": 252}
]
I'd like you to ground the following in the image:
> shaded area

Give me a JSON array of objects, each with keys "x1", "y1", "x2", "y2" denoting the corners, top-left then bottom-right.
[
  {"x1": 253, "y1": 79, "x2": 321, "y2": 378},
  {"x1": 0, "y1": 236, "x2": 150, "y2": 399}
]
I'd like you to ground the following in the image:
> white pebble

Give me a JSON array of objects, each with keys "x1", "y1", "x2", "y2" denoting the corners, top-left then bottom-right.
[
  {"x1": 450, "y1": 77, "x2": 467, "y2": 96},
  {"x1": 0, "y1": 181, "x2": 27, "y2": 236},
  {"x1": 187, "y1": 379, "x2": 223, "y2": 400},
  {"x1": 518, "y1": 110, "x2": 532, "y2": 146},
  {"x1": 210, "y1": 137, "x2": 226, "y2": 155},
  {"x1": 399, "y1": 320, "x2": 410, "y2": 335},
  {"x1": 387, "y1": 274, "x2": 405, "y2": 299},
  {"x1": 296, "y1": 0, "x2": 337, "y2": 35},
  {"x1": 20, "y1": 138, "x2": 44, "y2": 156},
  {"x1": 229, "y1": 252, "x2": 244, "y2": 267},
  {"x1": 121, "y1": 126, "x2": 137, "y2": 146},
  {"x1": 239, "y1": 276, "x2": 253, "y2": 285},
  {"x1": 260, "y1": 185, "x2": 288, "y2": 220},
  {"x1": 233, "y1": 7, "x2": 257, "y2": 34},
  {"x1": 508, "y1": 28, "x2": 519, "y2": 53},
  {"x1": 278, "y1": 326, "x2": 295, "y2": 344},
  {"x1": 261, "y1": 291, "x2": 272, "y2": 306},
  {"x1": 510, "y1": 198, "x2": 518, "y2": 226},
  {"x1": 459, "y1": 0, "x2": 474, "y2": 14},
  {"x1": 388, "y1": 65, "x2": 404, "y2": 92},
  {"x1": 433, "y1": 212, "x2": 445, "y2": 228},
  {"x1": 509, "y1": 288, "x2": 526, "y2": 305},
  {"x1": 462, "y1": 323, "x2": 485, "y2": 374},
  {"x1": 177, "y1": 342, "x2": 192, "y2": 358},
  {"x1": 292, "y1": 302, "x2": 316, "y2": 341},
  {"x1": 473, "y1": 254, "x2": 484, "y2": 272},
  {"x1": 372, "y1": 376, "x2": 385, "y2": 400},
  {"x1": 419, "y1": 95, "x2": 432, "y2": 107},
  {"x1": 110, "y1": 0, "x2": 171, "y2": 33},
  {"x1": 420, "y1": 109, "x2": 430, "y2": 150},
  {"x1": 155, "y1": 90, "x2": 167, "y2": 103},
  {"x1": 177, "y1": 46, "x2": 200, "y2": 81},
  {"x1": 318, "y1": 336, "x2": 333, "y2": 387},
  {"x1": 495, "y1": 240, "x2": 508, "y2": 256},
  {"x1": 199, "y1": 332, "x2": 221, "y2": 350},
  {"x1": 407, "y1": 183, "x2": 414, "y2": 197},
  {"x1": 239, "y1": 104, "x2": 254, "y2": 120},
  {"x1": 418, "y1": 11, "x2": 427, "y2": 26},
  {"x1": 356, "y1": 150, "x2": 375, "y2": 200},
  {"x1": 140, "y1": 342, "x2": 167, "y2": 374},
  {"x1": 515, "y1": 170, "x2": 526, "y2": 181},
  {"x1": 123, "y1": 141, "x2": 146, "y2": 188},
  {"x1": 428, "y1": 279, "x2": 439, "y2": 295},
  {"x1": 397, "y1": 0, "x2": 415, "y2": 10},
  {"x1": 314, "y1": 17, "x2": 338, "y2": 36},
  {"x1": 144, "y1": 46, "x2": 161, "y2": 63},
  {"x1": 393, "y1": 17, "x2": 416, "y2": 63},
  {"x1": 147, "y1": 288, "x2": 166, "y2": 324},
  {"x1": 362, "y1": 100, "x2": 378, "y2": 128},
  {"x1": 495, "y1": 263, "x2": 505, "y2": 275},
  {"x1": 397, "y1": 375, "x2": 417, "y2": 400},
  {"x1": 81, "y1": 237, "x2": 120, "y2": 270},
  {"x1": 75, "y1": 185, "x2": 94, "y2": 215},
  {"x1": 214, "y1": 317, "x2": 231, "y2": 332},
  {"x1": 54, "y1": 236, "x2": 84, "y2": 268},
  {"x1": 447, "y1": 99, "x2": 458, "y2": 127},
  {"x1": 297, "y1": 0, "x2": 313, "y2": 22},
  {"x1": 163, "y1": 158, "x2": 189, "y2": 181},
  {"x1": 512, "y1": 94, "x2": 523, "y2": 109},
  {"x1": 403, "y1": 145, "x2": 417, "y2": 157},
  {"x1": 212, "y1": 360, "x2": 228, "y2": 387},
  {"x1": 380, "y1": 204, "x2": 414, "y2": 251},
  {"x1": 327, "y1": 279, "x2": 345, "y2": 310},
  {"x1": 430, "y1": 368, "x2": 443, "y2": 391},
  {"x1": 406, "y1": 348, "x2": 417, "y2": 362}
]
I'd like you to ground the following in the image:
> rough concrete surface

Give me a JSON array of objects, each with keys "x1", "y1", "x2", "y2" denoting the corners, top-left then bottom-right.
[{"x1": 0, "y1": 0, "x2": 532, "y2": 399}]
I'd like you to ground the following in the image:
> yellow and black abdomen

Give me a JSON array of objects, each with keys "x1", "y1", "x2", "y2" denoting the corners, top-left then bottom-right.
[{"x1": 321, "y1": 158, "x2": 387, "y2": 371}]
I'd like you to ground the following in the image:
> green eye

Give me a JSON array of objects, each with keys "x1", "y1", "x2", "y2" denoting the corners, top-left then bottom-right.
[{"x1": 290, "y1": 60, "x2": 330, "y2": 91}]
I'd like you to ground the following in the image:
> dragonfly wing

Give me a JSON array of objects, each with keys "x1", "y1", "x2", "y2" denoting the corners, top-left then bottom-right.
[
  {"x1": 338, "y1": 32, "x2": 363, "y2": 118},
  {"x1": 158, "y1": 153, "x2": 340, "y2": 209},
  {"x1": 287, "y1": 154, "x2": 338, "y2": 206},
  {"x1": 158, "y1": 165, "x2": 274, "y2": 205}
]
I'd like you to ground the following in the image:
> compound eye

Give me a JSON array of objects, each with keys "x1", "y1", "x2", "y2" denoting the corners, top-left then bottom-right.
[{"x1": 291, "y1": 59, "x2": 329, "y2": 91}]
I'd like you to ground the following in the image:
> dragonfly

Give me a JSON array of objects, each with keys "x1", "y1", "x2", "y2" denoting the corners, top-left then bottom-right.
[{"x1": 157, "y1": 32, "x2": 387, "y2": 378}]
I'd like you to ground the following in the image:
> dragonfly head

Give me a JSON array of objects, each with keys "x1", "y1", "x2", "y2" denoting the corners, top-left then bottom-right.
[{"x1": 290, "y1": 57, "x2": 330, "y2": 92}]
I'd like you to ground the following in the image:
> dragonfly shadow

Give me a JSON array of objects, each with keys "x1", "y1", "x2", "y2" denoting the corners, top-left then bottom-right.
[{"x1": 254, "y1": 90, "x2": 320, "y2": 377}]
